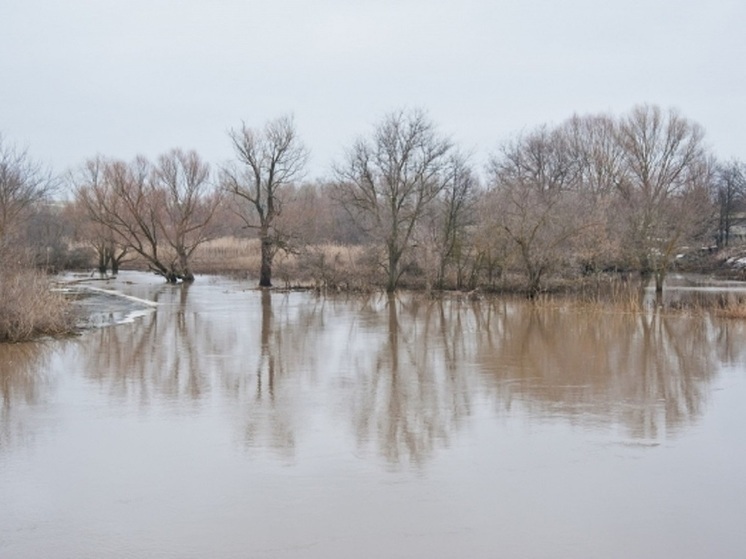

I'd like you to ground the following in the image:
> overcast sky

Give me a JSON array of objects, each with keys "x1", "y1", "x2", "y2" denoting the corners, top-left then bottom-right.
[{"x1": 2, "y1": 0, "x2": 744, "y2": 179}]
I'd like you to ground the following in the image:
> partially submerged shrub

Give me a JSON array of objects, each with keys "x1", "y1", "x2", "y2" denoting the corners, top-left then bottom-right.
[
  {"x1": 714, "y1": 295, "x2": 746, "y2": 319},
  {"x1": 0, "y1": 266, "x2": 75, "y2": 342}
]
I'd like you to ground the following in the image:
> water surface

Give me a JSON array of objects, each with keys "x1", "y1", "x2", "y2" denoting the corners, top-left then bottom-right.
[{"x1": 1, "y1": 272, "x2": 745, "y2": 558}]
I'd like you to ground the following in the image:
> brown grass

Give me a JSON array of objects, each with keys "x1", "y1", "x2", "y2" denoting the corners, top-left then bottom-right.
[
  {"x1": 716, "y1": 305, "x2": 746, "y2": 319},
  {"x1": 191, "y1": 237, "x2": 262, "y2": 275},
  {"x1": 529, "y1": 277, "x2": 647, "y2": 315},
  {"x1": 0, "y1": 266, "x2": 76, "y2": 342},
  {"x1": 713, "y1": 296, "x2": 746, "y2": 319},
  {"x1": 192, "y1": 237, "x2": 373, "y2": 289}
]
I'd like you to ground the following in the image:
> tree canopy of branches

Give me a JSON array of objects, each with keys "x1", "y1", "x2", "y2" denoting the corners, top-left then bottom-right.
[
  {"x1": 0, "y1": 134, "x2": 55, "y2": 250},
  {"x1": 484, "y1": 106, "x2": 714, "y2": 296},
  {"x1": 75, "y1": 150, "x2": 220, "y2": 282},
  {"x1": 4, "y1": 103, "x2": 729, "y2": 296},
  {"x1": 487, "y1": 125, "x2": 593, "y2": 297},
  {"x1": 615, "y1": 104, "x2": 710, "y2": 292},
  {"x1": 223, "y1": 115, "x2": 308, "y2": 287},
  {"x1": 334, "y1": 109, "x2": 454, "y2": 292},
  {"x1": 714, "y1": 159, "x2": 745, "y2": 248},
  {"x1": 422, "y1": 153, "x2": 479, "y2": 289}
]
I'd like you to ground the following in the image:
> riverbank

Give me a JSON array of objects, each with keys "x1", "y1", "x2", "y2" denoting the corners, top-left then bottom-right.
[{"x1": 0, "y1": 267, "x2": 75, "y2": 343}]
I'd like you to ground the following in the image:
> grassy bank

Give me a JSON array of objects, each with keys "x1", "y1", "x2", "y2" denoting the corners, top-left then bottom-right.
[{"x1": 0, "y1": 266, "x2": 75, "y2": 342}]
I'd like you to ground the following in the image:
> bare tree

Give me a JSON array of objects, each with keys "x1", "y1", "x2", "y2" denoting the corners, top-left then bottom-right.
[
  {"x1": 422, "y1": 152, "x2": 479, "y2": 289},
  {"x1": 75, "y1": 152, "x2": 219, "y2": 282},
  {"x1": 615, "y1": 105, "x2": 711, "y2": 293},
  {"x1": 487, "y1": 125, "x2": 591, "y2": 297},
  {"x1": 334, "y1": 109, "x2": 453, "y2": 292},
  {"x1": 152, "y1": 149, "x2": 222, "y2": 281},
  {"x1": 0, "y1": 134, "x2": 55, "y2": 249},
  {"x1": 76, "y1": 156, "x2": 166, "y2": 278},
  {"x1": 469, "y1": 189, "x2": 512, "y2": 289},
  {"x1": 562, "y1": 113, "x2": 626, "y2": 273},
  {"x1": 223, "y1": 115, "x2": 308, "y2": 287},
  {"x1": 69, "y1": 161, "x2": 130, "y2": 276},
  {"x1": 714, "y1": 159, "x2": 745, "y2": 248}
]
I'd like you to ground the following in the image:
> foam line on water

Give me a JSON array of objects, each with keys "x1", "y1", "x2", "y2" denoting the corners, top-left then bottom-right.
[{"x1": 77, "y1": 285, "x2": 160, "y2": 307}]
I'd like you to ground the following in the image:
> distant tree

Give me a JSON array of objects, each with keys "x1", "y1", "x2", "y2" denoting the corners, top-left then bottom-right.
[
  {"x1": 23, "y1": 204, "x2": 82, "y2": 271},
  {"x1": 714, "y1": 159, "x2": 746, "y2": 248},
  {"x1": 273, "y1": 181, "x2": 348, "y2": 246},
  {"x1": 469, "y1": 189, "x2": 512, "y2": 289},
  {"x1": 334, "y1": 109, "x2": 454, "y2": 292},
  {"x1": 562, "y1": 113, "x2": 626, "y2": 272},
  {"x1": 223, "y1": 115, "x2": 308, "y2": 287},
  {"x1": 615, "y1": 105, "x2": 711, "y2": 293},
  {"x1": 487, "y1": 125, "x2": 591, "y2": 297},
  {"x1": 0, "y1": 134, "x2": 55, "y2": 249},
  {"x1": 422, "y1": 152, "x2": 478, "y2": 289},
  {"x1": 65, "y1": 193, "x2": 130, "y2": 276}
]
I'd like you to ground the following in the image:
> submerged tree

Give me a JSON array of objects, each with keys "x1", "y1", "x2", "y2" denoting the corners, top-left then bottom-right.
[
  {"x1": 714, "y1": 159, "x2": 745, "y2": 248},
  {"x1": 615, "y1": 104, "x2": 711, "y2": 293},
  {"x1": 562, "y1": 113, "x2": 626, "y2": 272},
  {"x1": 335, "y1": 109, "x2": 454, "y2": 292},
  {"x1": 152, "y1": 149, "x2": 222, "y2": 281},
  {"x1": 422, "y1": 152, "x2": 479, "y2": 289},
  {"x1": 75, "y1": 151, "x2": 220, "y2": 282},
  {"x1": 487, "y1": 125, "x2": 590, "y2": 297},
  {"x1": 223, "y1": 115, "x2": 308, "y2": 287}
]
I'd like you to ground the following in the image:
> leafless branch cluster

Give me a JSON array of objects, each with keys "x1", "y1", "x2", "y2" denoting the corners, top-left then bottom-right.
[
  {"x1": 484, "y1": 105, "x2": 712, "y2": 295},
  {"x1": 1, "y1": 103, "x2": 738, "y2": 296},
  {"x1": 74, "y1": 150, "x2": 221, "y2": 282},
  {"x1": 223, "y1": 115, "x2": 308, "y2": 287},
  {"x1": 0, "y1": 134, "x2": 55, "y2": 250}
]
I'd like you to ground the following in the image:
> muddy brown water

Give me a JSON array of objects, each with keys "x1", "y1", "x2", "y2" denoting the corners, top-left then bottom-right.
[{"x1": 1, "y1": 272, "x2": 745, "y2": 558}]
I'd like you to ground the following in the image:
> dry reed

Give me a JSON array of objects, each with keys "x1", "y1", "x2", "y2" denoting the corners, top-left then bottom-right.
[
  {"x1": 0, "y1": 266, "x2": 75, "y2": 342},
  {"x1": 191, "y1": 237, "x2": 371, "y2": 289}
]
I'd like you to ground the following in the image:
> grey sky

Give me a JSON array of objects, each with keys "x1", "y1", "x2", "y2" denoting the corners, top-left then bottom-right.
[{"x1": 2, "y1": 0, "x2": 744, "y2": 179}]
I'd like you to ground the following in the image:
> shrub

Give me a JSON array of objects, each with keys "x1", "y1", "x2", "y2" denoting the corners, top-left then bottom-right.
[{"x1": 0, "y1": 265, "x2": 75, "y2": 342}]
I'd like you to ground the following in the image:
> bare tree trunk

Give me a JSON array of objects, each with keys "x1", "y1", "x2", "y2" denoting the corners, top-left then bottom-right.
[
  {"x1": 527, "y1": 267, "x2": 543, "y2": 299},
  {"x1": 259, "y1": 231, "x2": 273, "y2": 287},
  {"x1": 654, "y1": 269, "x2": 665, "y2": 295},
  {"x1": 386, "y1": 244, "x2": 399, "y2": 293},
  {"x1": 178, "y1": 251, "x2": 195, "y2": 282},
  {"x1": 97, "y1": 247, "x2": 108, "y2": 276}
]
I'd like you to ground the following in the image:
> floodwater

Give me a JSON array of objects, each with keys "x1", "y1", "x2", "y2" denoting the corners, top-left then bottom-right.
[{"x1": 1, "y1": 272, "x2": 746, "y2": 559}]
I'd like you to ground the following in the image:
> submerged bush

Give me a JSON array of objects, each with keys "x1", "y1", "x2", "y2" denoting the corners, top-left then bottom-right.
[{"x1": 0, "y1": 266, "x2": 75, "y2": 342}]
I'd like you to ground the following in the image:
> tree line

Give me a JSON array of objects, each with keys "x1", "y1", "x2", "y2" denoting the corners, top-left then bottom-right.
[{"x1": 2, "y1": 105, "x2": 745, "y2": 295}]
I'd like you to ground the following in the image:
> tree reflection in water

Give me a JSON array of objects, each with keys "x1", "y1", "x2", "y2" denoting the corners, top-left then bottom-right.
[
  {"x1": 473, "y1": 301, "x2": 729, "y2": 440},
  {"x1": 82, "y1": 284, "x2": 207, "y2": 406},
  {"x1": 4, "y1": 277, "x2": 746, "y2": 467},
  {"x1": 231, "y1": 289, "x2": 327, "y2": 459},
  {"x1": 78, "y1": 284, "x2": 329, "y2": 460},
  {"x1": 0, "y1": 342, "x2": 56, "y2": 449},
  {"x1": 345, "y1": 293, "x2": 476, "y2": 468}
]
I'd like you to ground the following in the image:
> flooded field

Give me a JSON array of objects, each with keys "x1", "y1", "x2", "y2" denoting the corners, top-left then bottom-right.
[{"x1": 2, "y1": 272, "x2": 746, "y2": 558}]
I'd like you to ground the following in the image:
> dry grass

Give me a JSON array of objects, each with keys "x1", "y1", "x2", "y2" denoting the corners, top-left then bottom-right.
[
  {"x1": 192, "y1": 237, "x2": 373, "y2": 289},
  {"x1": 0, "y1": 266, "x2": 76, "y2": 342},
  {"x1": 529, "y1": 277, "x2": 647, "y2": 315},
  {"x1": 716, "y1": 305, "x2": 746, "y2": 319},
  {"x1": 712, "y1": 295, "x2": 746, "y2": 319},
  {"x1": 530, "y1": 276, "x2": 746, "y2": 319},
  {"x1": 192, "y1": 237, "x2": 262, "y2": 275}
]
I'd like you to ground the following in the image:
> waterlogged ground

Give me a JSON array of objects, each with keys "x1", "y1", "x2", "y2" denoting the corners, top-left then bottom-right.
[{"x1": 1, "y1": 272, "x2": 746, "y2": 558}]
